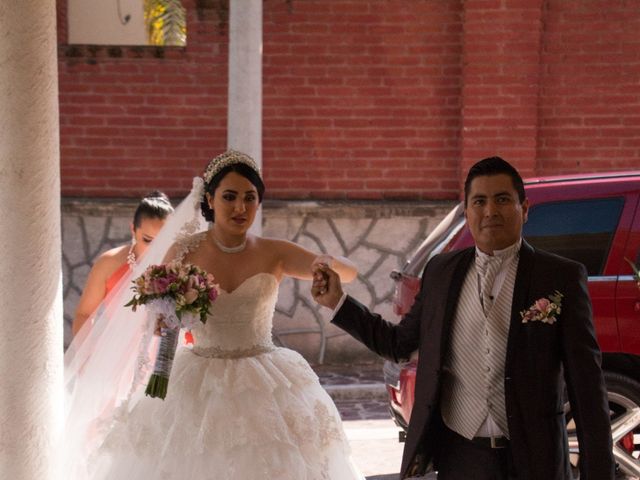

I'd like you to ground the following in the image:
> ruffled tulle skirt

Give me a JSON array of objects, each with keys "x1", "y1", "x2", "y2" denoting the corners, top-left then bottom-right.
[{"x1": 86, "y1": 346, "x2": 364, "y2": 480}]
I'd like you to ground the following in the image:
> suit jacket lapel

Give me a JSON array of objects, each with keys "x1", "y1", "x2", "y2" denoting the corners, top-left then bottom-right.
[{"x1": 506, "y1": 240, "x2": 535, "y2": 366}]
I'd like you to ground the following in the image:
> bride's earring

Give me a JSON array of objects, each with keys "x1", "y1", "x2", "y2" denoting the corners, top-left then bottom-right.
[{"x1": 206, "y1": 194, "x2": 216, "y2": 222}]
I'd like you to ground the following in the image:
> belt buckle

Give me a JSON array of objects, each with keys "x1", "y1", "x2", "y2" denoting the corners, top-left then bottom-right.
[{"x1": 490, "y1": 436, "x2": 506, "y2": 449}]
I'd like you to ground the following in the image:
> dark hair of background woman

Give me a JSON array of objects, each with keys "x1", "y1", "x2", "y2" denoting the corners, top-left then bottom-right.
[
  {"x1": 200, "y1": 163, "x2": 265, "y2": 222},
  {"x1": 133, "y1": 191, "x2": 174, "y2": 228}
]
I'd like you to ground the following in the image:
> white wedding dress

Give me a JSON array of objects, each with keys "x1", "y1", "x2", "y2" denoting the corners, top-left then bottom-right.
[{"x1": 85, "y1": 271, "x2": 364, "y2": 479}]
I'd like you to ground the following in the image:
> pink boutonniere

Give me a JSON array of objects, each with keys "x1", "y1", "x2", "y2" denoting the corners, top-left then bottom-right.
[{"x1": 520, "y1": 291, "x2": 564, "y2": 324}]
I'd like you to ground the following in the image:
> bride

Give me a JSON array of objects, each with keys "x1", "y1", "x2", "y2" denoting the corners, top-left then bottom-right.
[{"x1": 63, "y1": 150, "x2": 365, "y2": 479}]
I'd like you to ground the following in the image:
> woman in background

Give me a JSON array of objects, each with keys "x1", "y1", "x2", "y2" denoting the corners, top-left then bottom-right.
[{"x1": 72, "y1": 191, "x2": 173, "y2": 336}]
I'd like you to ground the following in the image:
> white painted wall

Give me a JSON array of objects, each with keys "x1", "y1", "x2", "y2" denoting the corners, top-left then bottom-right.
[{"x1": 68, "y1": 0, "x2": 146, "y2": 45}]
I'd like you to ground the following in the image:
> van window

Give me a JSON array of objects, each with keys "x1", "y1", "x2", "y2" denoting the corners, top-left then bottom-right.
[{"x1": 523, "y1": 197, "x2": 624, "y2": 276}]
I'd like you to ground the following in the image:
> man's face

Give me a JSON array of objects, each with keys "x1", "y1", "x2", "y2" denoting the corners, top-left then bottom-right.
[{"x1": 464, "y1": 173, "x2": 529, "y2": 254}]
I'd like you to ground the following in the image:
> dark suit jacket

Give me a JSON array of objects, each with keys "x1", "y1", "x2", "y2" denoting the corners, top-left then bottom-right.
[{"x1": 332, "y1": 241, "x2": 614, "y2": 480}]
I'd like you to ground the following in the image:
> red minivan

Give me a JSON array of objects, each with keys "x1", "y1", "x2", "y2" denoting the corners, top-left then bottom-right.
[{"x1": 384, "y1": 172, "x2": 640, "y2": 479}]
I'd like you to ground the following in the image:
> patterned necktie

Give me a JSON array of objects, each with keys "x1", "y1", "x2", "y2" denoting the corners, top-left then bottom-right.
[{"x1": 477, "y1": 254, "x2": 502, "y2": 314}]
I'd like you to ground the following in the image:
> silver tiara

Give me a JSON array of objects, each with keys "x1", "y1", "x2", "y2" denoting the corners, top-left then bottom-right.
[{"x1": 203, "y1": 150, "x2": 262, "y2": 185}]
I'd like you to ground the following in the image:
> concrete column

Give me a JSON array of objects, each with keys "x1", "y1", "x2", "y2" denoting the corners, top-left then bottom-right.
[
  {"x1": 227, "y1": 0, "x2": 263, "y2": 234},
  {"x1": 0, "y1": 2, "x2": 63, "y2": 479}
]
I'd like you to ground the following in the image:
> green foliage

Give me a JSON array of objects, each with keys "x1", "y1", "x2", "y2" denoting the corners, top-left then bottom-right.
[{"x1": 144, "y1": 0, "x2": 187, "y2": 47}]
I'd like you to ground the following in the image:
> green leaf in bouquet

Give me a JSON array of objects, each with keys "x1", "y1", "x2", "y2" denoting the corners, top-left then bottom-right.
[
  {"x1": 124, "y1": 297, "x2": 138, "y2": 309},
  {"x1": 549, "y1": 290, "x2": 563, "y2": 305}
]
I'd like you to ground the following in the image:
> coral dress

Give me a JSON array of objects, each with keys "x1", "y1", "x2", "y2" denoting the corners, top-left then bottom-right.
[
  {"x1": 105, "y1": 262, "x2": 130, "y2": 296},
  {"x1": 87, "y1": 272, "x2": 364, "y2": 479}
]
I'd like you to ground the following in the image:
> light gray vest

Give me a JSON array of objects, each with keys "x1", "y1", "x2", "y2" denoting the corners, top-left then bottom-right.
[{"x1": 440, "y1": 257, "x2": 517, "y2": 439}]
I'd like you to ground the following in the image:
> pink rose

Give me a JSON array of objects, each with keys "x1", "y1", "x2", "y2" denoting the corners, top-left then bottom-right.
[
  {"x1": 208, "y1": 287, "x2": 218, "y2": 302},
  {"x1": 187, "y1": 275, "x2": 199, "y2": 290},
  {"x1": 535, "y1": 298, "x2": 550, "y2": 312},
  {"x1": 153, "y1": 277, "x2": 172, "y2": 294},
  {"x1": 184, "y1": 289, "x2": 199, "y2": 305}
]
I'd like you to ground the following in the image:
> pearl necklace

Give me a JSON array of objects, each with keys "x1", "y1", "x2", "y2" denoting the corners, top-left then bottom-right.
[{"x1": 211, "y1": 233, "x2": 247, "y2": 254}]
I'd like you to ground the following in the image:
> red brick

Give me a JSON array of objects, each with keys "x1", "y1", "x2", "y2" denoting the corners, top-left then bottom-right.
[{"x1": 58, "y1": 0, "x2": 640, "y2": 198}]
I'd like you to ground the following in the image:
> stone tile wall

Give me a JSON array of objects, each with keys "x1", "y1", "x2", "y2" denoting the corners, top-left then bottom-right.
[{"x1": 62, "y1": 199, "x2": 455, "y2": 363}]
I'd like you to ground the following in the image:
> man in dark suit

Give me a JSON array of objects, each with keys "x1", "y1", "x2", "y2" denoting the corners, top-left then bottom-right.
[{"x1": 312, "y1": 157, "x2": 614, "y2": 480}]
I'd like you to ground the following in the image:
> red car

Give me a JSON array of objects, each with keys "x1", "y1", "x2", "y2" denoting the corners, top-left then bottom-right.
[{"x1": 384, "y1": 171, "x2": 640, "y2": 478}]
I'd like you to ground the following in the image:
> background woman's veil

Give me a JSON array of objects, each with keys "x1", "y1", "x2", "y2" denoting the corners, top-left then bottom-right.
[{"x1": 63, "y1": 178, "x2": 207, "y2": 477}]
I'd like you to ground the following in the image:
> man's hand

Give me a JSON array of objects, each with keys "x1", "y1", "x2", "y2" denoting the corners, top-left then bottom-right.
[{"x1": 311, "y1": 264, "x2": 344, "y2": 310}]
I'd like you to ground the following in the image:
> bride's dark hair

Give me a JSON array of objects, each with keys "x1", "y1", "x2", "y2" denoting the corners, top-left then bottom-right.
[{"x1": 200, "y1": 164, "x2": 265, "y2": 222}]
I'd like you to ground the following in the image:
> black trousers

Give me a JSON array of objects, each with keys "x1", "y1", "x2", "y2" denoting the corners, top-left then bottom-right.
[{"x1": 434, "y1": 425, "x2": 516, "y2": 480}]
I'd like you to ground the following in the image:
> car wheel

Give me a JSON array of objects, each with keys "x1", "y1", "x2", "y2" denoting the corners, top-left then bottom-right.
[{"x1": 565, "y1": 371, "x2": 640, "y2": 479}]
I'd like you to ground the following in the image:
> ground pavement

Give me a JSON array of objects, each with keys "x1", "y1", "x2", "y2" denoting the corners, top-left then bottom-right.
[
  {"x1": 315, "y1": 363, "x2": 435, "y2": 480},
  {"x1": 315, "y1": 363, "x2": 640, "y2": 480}
]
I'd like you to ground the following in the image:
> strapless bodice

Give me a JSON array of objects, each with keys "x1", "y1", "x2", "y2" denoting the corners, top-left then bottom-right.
[{"x1": 190, "y1": 272, "x2": 279, "y2": 356}]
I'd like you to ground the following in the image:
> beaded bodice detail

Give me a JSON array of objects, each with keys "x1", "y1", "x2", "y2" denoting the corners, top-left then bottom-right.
[
  {"x1": 191, "y1": 273, "x2": 278, "y2": 355},
  {"x1": 175, "y1": 232, "x2": 278, "y2": 356}
]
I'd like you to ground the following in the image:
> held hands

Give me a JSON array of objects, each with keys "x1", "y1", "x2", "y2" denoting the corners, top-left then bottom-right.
[
  {"x1": 311, "y1": 263, "x2": 344, "y2": 310},
  {"x1": 311, "y1": 254, "x2": 334, "y2": 270}
]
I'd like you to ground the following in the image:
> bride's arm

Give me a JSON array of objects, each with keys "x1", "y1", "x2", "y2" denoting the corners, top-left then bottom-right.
[{"x1": 272, "y1": 239, "x2": 357, "y2": 282}]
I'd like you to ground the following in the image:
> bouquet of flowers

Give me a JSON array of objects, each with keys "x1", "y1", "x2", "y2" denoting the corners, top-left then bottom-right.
[{"x1": 125, "y1": 262, "x2": 219, "y2": 399}]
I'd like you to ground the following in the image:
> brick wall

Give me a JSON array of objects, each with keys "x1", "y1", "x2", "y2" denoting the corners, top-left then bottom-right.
[
  {"x1": 57, "y1": 0, "x2": 228, "y2": 198},
  {"x1": 460, "y1": 0, "x2": 544, "y2": 178},
  {"x1": 262, "y1": 1, "x2": 463, "y2": 200},
  {"x1": 57, "y1": 0, "x2": 640, "y2": 200},
  {"x1": 538, "y1": 0, "x2": 640, "y2": 173}
]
